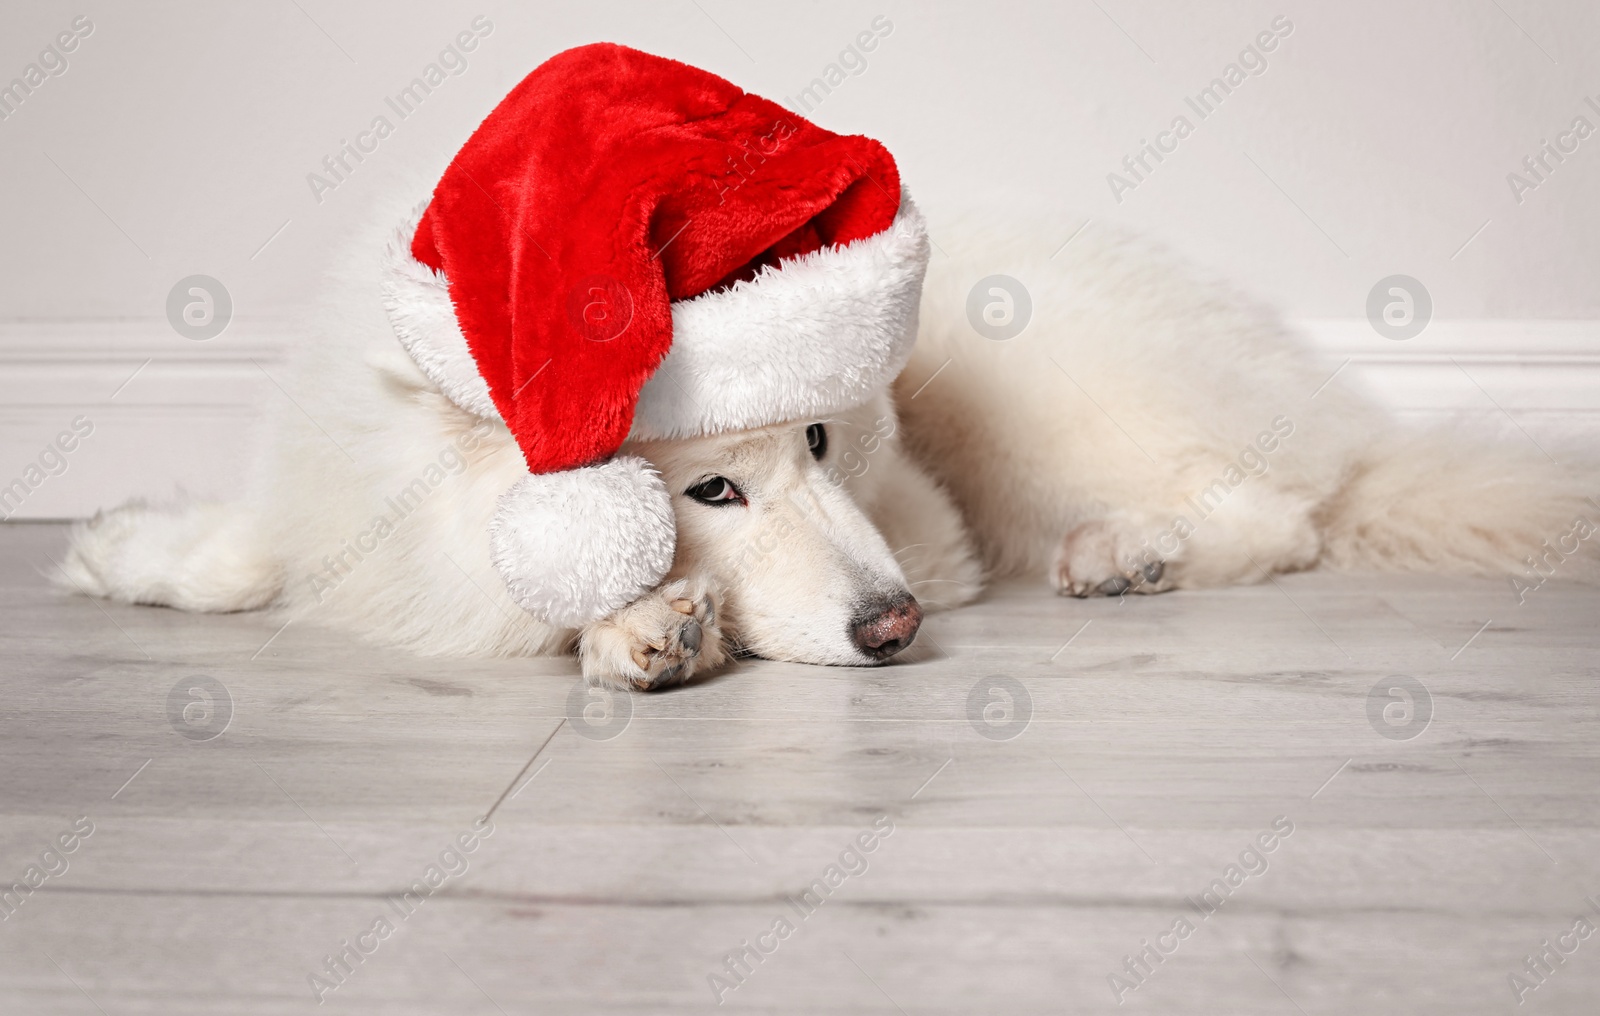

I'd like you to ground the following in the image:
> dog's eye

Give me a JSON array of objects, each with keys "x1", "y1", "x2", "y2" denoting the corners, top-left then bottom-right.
[
  {"x1": 806, "y1": 423, "x2": 827, "y2": 460},
  {"x1": 685, "y1": 476, "x2": 746, "y2": 506}
]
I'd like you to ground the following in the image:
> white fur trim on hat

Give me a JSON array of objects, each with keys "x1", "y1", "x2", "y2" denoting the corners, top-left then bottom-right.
[
  {"x1": 379, "y1": 215, "x2": 499, "y2": 420},
  {"x1": 487, "y1": 457, "x2": 676, "y2": 628},
  {"x1": 631, "y1": 194, "x2": 929, "y2": 439},
  {"x1": 380, "y1": 193, "x2": 930, "y2": 435}
]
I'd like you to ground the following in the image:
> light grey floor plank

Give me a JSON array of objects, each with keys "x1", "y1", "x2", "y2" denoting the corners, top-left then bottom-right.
[{"x1": 3, "y1": 522, "x2": 1598, "y2": 1014}]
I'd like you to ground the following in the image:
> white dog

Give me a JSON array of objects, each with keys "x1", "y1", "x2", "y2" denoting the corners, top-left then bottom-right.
[{"x1": 59, "y1": 194, "x2": 1593, "y2": 689}]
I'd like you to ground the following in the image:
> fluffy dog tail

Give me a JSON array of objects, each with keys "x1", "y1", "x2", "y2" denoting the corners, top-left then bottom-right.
[
  {"x1": 1315, "y1": 428, "x2": 1600, "y2": 585},
  {"x1": 55, "y1": 498, "x2": 283, "y2": 612}
]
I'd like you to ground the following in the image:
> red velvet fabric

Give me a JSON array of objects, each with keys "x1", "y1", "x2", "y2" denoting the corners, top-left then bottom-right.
[{"x1": 411, "y1": 43, "x2": 901, "y2": 473}]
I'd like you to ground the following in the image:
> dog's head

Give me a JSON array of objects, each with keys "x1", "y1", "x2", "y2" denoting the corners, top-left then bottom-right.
[{"x1": 628, "y1": 398, "x2": 922, "y2": 666}]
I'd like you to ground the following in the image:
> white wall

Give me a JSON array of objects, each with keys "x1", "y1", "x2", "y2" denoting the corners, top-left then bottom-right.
[{"x1": 3, "y1": 0, "x2": 1598, "y2": 516}]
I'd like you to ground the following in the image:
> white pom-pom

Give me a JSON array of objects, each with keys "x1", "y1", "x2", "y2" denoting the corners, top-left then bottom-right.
[{"x1": 488, "y1": 457, "x2": 676, "y2": 628}]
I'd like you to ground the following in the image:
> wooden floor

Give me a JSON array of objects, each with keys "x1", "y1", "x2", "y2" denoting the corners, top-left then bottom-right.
[{"x1": 2, "y1": 521, "x2": 1597, "y2": 1015}]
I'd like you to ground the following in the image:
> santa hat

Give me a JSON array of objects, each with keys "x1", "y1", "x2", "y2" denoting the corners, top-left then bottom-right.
[{"x1": 381, "y1": 43, "x2": 929, "y2": 627}]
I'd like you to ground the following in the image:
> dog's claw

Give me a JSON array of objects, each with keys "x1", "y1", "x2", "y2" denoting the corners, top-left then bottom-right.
[
  {"x1": 583, "y1": 579, "x2": 728, "y2": 691},
  {"x1": 1053, "y1": 519, "x2": 1175, "y2": 598},
  {"x1": 639, "y1": 662, "x2": 685, "y2": 690}
]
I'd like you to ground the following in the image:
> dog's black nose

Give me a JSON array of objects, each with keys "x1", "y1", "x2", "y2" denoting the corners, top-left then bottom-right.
[{"x1": 850, "y1": 593, "x2": 922, "y2": 660}]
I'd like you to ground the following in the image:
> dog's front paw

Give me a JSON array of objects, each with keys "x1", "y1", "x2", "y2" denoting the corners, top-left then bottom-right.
[
  {"x1": 1052, "y1": 518, "x2": 1174, "y2": 598},
  {"x1": 579, "y1": 578, "x2": 728, "y2": 691}
]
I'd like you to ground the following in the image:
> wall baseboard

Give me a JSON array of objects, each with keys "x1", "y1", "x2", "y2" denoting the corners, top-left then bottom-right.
[
  {"x1": 0, "y1": 319, "x2": 289, "y2": 520},
  {"x1": 1295, "y1": 318, "x2": 1600, "y2": 418},
  {"x1": 2, "y1": 318, "x2": 1596, "y2": 519}
]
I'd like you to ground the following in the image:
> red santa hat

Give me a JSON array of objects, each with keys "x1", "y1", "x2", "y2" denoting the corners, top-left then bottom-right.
[{"x1": 381, "y1": 43, "x2": 929, "y2": 627}]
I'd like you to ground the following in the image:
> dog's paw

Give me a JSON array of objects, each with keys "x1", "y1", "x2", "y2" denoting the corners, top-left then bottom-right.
[
  {"x1": 1052, "y1": 518, "x2": 1174, "y2": 598},
  {"x1": 579, "y1": 578, "x2": 729, "y2": 691}
]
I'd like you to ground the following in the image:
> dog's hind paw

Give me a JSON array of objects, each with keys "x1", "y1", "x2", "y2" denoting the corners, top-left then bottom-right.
[
  {"x1": 579, "y1": 578, "x2": 729, "y2": 691},
  {"x1": 1052, "y1": 519, "x2": 1174, "y2": 598}
]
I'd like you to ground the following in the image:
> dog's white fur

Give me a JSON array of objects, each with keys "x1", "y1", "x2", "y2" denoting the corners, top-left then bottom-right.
[
  {"x1": 903, "y1": 224, "x2": 1596, "y2": 595},
  {"x1": 58, "y1": 189, "x2": 1595, "y2": 688}
]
